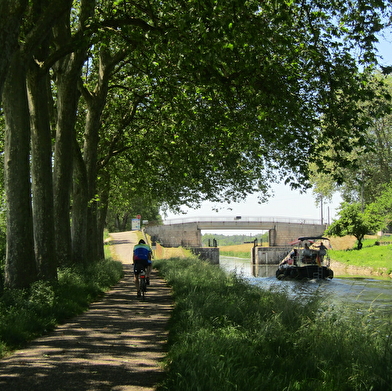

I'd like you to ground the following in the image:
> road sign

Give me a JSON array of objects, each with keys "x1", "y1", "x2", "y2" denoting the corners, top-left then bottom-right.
[{"x1": 132, "y1": 218, "x2": 141, "y2": 231}]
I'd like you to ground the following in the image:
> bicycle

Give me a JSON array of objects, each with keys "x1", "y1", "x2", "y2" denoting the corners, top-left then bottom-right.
[{"x1": 139, "y1": 269, "x2": 147, "y2": 300}]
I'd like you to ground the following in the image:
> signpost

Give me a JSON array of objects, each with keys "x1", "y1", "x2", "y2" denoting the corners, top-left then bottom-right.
[{"x1": 132, "y1": 214, "x2": 141, "y2": 231}]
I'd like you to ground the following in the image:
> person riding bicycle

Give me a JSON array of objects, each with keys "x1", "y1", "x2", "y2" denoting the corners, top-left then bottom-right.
[{"x1": 133, "y1": 239, "x2": 152, "y2": 298}]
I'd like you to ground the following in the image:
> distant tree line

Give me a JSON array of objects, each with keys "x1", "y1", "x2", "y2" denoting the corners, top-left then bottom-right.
[{"x1": 202, "y1": 233, "x2": 269, "y2": 247}]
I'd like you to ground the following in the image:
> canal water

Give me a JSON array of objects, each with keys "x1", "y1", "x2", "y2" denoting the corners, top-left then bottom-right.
[{"x1": 219, "y1": 256, "x2": 392, "y2": 317}]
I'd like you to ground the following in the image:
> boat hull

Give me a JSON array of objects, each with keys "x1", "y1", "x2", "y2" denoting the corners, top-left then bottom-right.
[{"x1": 276, "y1": 265, "x2": 334, "y2": 280}]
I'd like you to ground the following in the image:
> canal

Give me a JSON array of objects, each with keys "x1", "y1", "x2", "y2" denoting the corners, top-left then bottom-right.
[{"x1": 219, "y1": 256, "x2": 392, "y2": 317}]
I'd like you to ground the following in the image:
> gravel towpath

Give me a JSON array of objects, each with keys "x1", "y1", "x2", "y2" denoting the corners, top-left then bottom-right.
[{"x1": 0, "y1": 231, "x2": 172, "y2": 391}]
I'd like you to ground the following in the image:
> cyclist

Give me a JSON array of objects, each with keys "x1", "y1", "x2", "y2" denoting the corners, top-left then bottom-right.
[{"x1": 133, "y1": 239, "x2": 152, "y2": 298}]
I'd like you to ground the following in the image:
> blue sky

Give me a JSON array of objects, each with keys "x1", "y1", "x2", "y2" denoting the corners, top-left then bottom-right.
[{"x1": 163, "y1": 30, "x2": 392, "y2": 231}]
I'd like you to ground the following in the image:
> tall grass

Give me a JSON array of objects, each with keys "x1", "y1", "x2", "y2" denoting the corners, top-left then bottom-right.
[
  {"x1": 0, "y1": 259, "x2": 123, "y2": 357},
  {"x1": 155, "y1": 257, "x2": 392, "y2": 391}
]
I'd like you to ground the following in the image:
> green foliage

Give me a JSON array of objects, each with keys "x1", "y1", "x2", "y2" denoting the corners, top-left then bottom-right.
[
  {"x1": 0, "y1": 211, "x2": 6, "y2": 293},
  {"x1": 325, "y1": 202, "x2": 384, "y2": 249},
  {"x1": 310, "y1": 73, "x2": 392, "y2": 205},
  {"x1": 0, "y1": 0, "x2": 391, "y2": 288},
  {"x1": 83, "y1": 0, "x2": 390, "y2": 214},
  {"x1": 154, "y1": 257, "x2": 392, "y2": 391},
  {"x1": 0, "y1": 259, "x2": 123, "y2": 356},
  {"x1": 365, "y1": 182, "x2": 392, "y2": 230}
]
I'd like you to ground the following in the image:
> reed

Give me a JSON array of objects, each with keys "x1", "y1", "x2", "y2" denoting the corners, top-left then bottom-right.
[{"x1": 154, "y1": 257, "x2": 392, "y2": 391}]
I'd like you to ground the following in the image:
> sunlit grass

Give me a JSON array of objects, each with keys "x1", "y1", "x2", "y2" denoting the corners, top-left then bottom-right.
[
  {"x1": 155, "y1": 257, "x2": 392, "y2": 391},
  {"x1": 219, "y1": 243, "x2": 254, "y2": 259},
  {"x1": 329, "y1": 243, "x2": 392, "y2": 274}
]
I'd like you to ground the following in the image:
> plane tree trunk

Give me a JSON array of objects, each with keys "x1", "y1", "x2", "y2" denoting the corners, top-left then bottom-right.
[
  {"x1": 0, "y1": 0, "x2": 28, "y2": 104},
  {"x1": 52, "y1": 1, "x2": 93, "y2": 266},
  {"x1": 75, "y1": 49, "x2": 126, "y2": 263},
  {"x1": 27, "y1": 52, "x2": 57, "y2": 281},
  {"x1": 72, "y1": 139, "x2": 89, "y2": 265},
  {"x1": 2, "y1": 51, "x2": 37, "y2": 288}
]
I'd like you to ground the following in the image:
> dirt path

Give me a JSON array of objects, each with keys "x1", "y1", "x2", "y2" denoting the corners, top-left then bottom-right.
[{"x1": 0, "y1": 231, "x2": 172, "y2": 391}]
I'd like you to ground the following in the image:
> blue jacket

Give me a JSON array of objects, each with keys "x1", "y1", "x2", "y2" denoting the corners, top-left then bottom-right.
[{"x1": 133, "y1": 243, "x2": 152, "y2": 264}]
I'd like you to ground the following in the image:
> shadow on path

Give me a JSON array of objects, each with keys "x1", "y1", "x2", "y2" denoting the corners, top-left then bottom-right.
[{"x1": 0, "y1": 231, "x2": 172, "y2": 391}]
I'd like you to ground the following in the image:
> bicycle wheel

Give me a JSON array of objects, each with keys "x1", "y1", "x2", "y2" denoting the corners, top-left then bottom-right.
[{"x1": 139, "y1": 272, "x2": 147, "y2": 299}]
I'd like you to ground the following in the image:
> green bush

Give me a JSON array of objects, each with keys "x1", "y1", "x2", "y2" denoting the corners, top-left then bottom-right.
[
  {"x1": 0, "y1": 216, "x2": 6, "y2": 293},
  {"x1": 155, "y1": 258, "x2": 392, "y2": 391},
  {"x1": 0, "y1": 258, "x2": 123, "y2": 356}
]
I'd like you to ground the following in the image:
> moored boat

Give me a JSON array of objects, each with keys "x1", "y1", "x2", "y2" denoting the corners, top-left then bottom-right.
[{"x1": 275, "y1": 236, "x2": 334, "y2": 280}]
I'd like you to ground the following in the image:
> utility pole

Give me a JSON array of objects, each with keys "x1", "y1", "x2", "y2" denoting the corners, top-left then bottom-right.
[{"x1": 320, "y1": 196, "x2": 324, "y2": 225}]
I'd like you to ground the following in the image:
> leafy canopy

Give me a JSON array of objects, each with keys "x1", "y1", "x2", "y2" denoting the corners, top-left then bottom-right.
[{"x1": 81, "y1": 0, "x2": 390, "y2": 213}]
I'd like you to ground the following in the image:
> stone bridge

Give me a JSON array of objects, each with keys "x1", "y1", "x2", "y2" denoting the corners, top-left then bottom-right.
[{"x1": 145, "y1": 216, "x2": 327, "y2": 247}]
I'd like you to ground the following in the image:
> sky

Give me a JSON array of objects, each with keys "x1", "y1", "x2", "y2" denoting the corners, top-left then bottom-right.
[{"x1": 162, "y1": 30, "x2": 392, "y2": 235}]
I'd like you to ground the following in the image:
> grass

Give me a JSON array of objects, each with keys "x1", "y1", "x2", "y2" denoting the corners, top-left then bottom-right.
[
  {"x1": 154, "y1": 257, "x2": 392, "y2": 391},
  {"x1": 329, "y1": 236, "x2": 392, "y2": 276},
  {"x1": 219, "y1": 243, "x2": 254, "y2": 258},
  {"x1": 0, "y1": 258, "x2": 123, "y2": 357}
]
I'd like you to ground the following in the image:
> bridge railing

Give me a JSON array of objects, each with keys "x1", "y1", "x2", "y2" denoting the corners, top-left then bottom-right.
[{"x1": 162, "y1": 216, "x2": 323, "y2": 226}]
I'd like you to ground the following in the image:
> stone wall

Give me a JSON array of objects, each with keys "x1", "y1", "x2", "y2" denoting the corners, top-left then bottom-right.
[
  {"x1": 145, "y1": 223, "x2": 201, "y2": 247},
  {"x1": 254, "y1": 246, "x2": 290, "y2": 264},
  {"x1": 191, "y1": 247, "x2": 219, "y2": 264},
  {"x1": 270, "y1": 223, "x2": 326, "y2": 246}
]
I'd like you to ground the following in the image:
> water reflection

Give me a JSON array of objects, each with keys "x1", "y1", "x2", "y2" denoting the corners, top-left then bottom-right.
[{"x1": 219, "y1": 256, "x2": 392, "y2": 317}]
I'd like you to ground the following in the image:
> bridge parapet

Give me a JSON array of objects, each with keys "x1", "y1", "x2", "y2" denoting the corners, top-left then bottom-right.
[
  {"x1": 146, "y1": 216, "x2": 327, "y2": 248},
  {"x1": 163, "y1": 215, "x2": 321, "y2": 226}
]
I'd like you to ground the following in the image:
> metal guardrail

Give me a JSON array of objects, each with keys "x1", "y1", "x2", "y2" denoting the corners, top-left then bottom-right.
[{"x1": 162, "y1": 216, "x2": 324, "y2": 226}]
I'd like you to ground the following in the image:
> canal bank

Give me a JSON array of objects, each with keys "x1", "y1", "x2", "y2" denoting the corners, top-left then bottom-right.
[
  {"x1": 330, "y1": 259, "x2": 392, "y2": 279},
  {"x1": 153, "y1": 240, "x2": 392, "y2": 279}
]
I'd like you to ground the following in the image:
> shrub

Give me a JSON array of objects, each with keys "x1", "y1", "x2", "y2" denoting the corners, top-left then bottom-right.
[{"x1": 0, "y1": 258, "x2": 123, "y2": 357}]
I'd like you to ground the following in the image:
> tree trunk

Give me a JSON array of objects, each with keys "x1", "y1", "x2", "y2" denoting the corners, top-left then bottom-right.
[
  {"x1": 72, "y1": 139, "x2": 89, "y2": 264},
  {"x1": 52, "y1": 0, "x2": 95, "y2": 266},
  {"x1": 52, "y1": 60, "x2": 81, "y2": 266},
  {"x1": 27, "y1": 60, "x2": 57, "y2": 280},
  {"x1": 77, "y1": 50, "x2": 125, "y2": 263},
  {"x1": 2, "y1": 51, "x2": 37, "y2": 288},
  {"x1": 96, "y1": 170, "x2": 111, "y2": 260},
  {"x1": 0, "y1": 0, "x2": 28, "y2": 104}
]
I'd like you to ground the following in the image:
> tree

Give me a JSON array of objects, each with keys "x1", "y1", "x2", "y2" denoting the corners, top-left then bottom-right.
[
  {"x1": 0, "y1": 0, "x2": 28, "y2": 104},
  {"x1": 310, "y1": 73, "x2": 392, "y2": 208},
  {"x1": 3, "y1": 50, "x2": 37, "y2": 288},
  {"x1": 325, "y1": 202, "x2": 383, "y2": 249},
  {"x1": 364, "y1": 182, "x2": 392, "y2": 231},
  {"x1": 1, "y1": 0, "x2": 391, "y2": 288}
]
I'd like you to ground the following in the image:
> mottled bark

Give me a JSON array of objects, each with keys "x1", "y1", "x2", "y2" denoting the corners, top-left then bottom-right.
[
  {"x1": 0, "y1": 0, "x2": 28, "y2": 104},
  {"x1": 52, "y1": 61, "x2": 80, "y2": 267},
  {"x1": 72, "y1": 139, "x2": 88, "y2": 264},
  {"x1": 52, "y1": 0, "x2": 95, "y2": 266},
  {"x1": 27, "y1": 59, "x2": 57, "y2": 280},
  {"x1": 3, "y1": 51, "x2": 37, "y2": 288},
  {"x1": 96, "y1": 171, "x2": 111, "y2": 260},
  {"x1": 75, "y1": 49, "x2": 125, "y2": 263}
]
